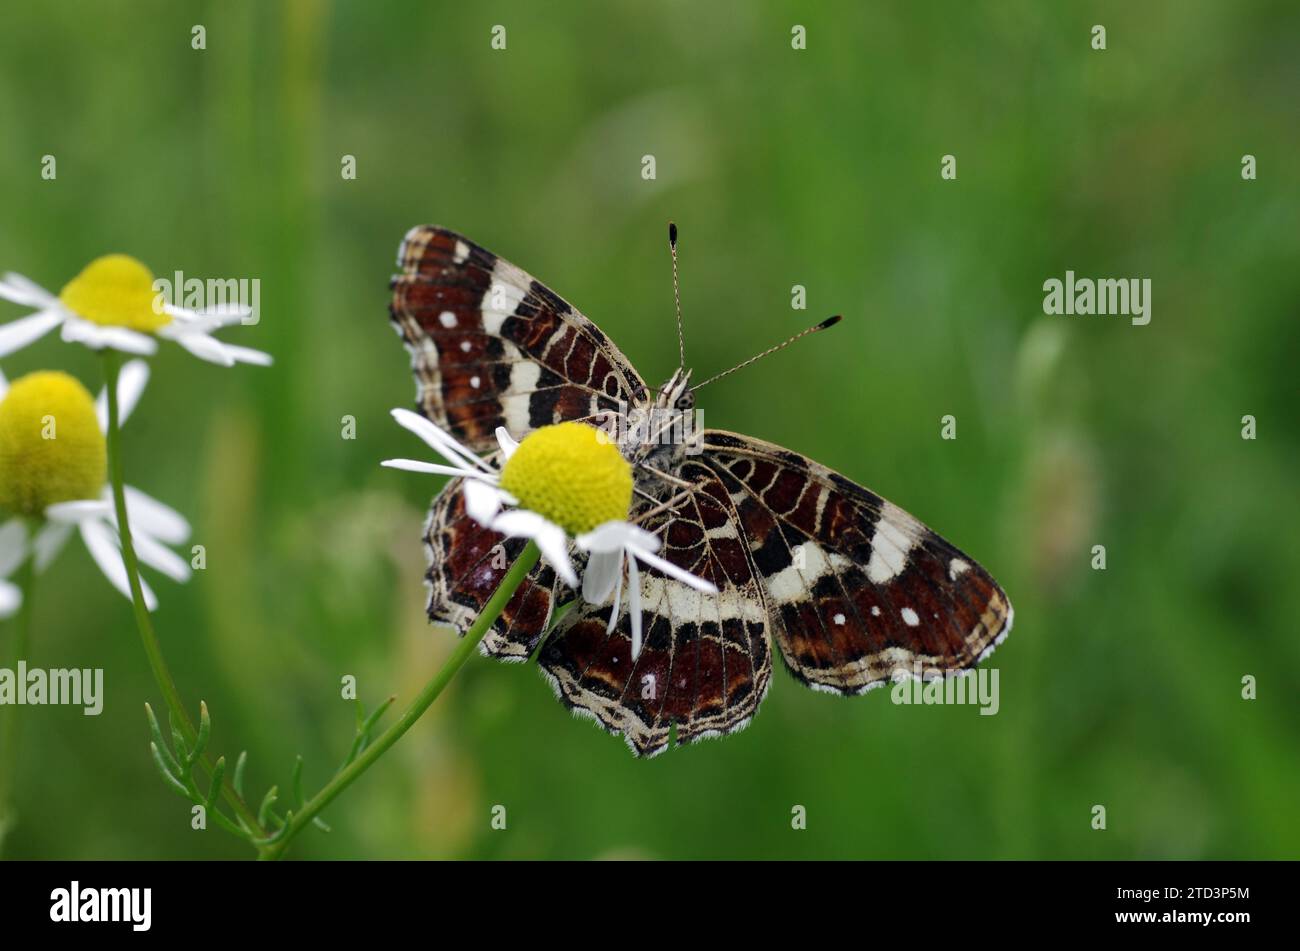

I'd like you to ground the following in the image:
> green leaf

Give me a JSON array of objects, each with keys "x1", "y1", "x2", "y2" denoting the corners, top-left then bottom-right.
[
  {"x1": 205, "y1": 756, "x2": 227, "y2": 810},
  {"x1": 233, "y1": 750, "x2": 248, "y2": 797},
  {"x1": 144, "y1": 703, "x2": 182, "y2": 777},
  {"x1": 149, "y1": 742, "x2": 191, "y2": 799},
  {"x1": 189, "y1": 700, "x2": 211, "y2": 765},
  {"x1": 291, "y1": 755, "x2": 305, "y2": 809},
  {"x1": 257, "y1": 786, "x2": 279, "y2": 826},
  {"x1": 167, "y1": 709, "x2": 188, "y2": 761},
  {"x1": 362, "y1": 696, "x2": 396, "y2": 737}
]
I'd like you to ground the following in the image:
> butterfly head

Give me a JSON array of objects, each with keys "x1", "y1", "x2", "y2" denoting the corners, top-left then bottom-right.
[{"x1": 656, "y1": 367, "x2": 695, "y2": 414}]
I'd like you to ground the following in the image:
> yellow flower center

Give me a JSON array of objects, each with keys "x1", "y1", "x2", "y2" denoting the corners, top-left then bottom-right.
[
  {"x1": 58, "y1": 254, "x2": 170, "y2": 332},
  {"x1": 498, "y1": 422, "x2": 632, "y2": 536},
  {"x1": 0, "y1": 372, "x2": 106, "y2": 517}
]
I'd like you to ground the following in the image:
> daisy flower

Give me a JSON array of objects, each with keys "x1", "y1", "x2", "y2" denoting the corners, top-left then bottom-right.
[
  {"x1": 382, "y1": 411, "x2": 716, "y2": 653},
  {"x1": 0, "y1": 365, "x2": 191, "y2": 610},
  {"x1": 0, "y1": 254, "x2": 271, "y2": 367}
]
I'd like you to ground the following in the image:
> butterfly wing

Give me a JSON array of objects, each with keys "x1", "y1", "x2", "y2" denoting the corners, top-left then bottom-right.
[
  {"x1": 697, "y1": 431, "x2": 1013, "y2": 693},
  {"x1": 424, "y1": 476, "x2": 563, "y2": 659},
  {"x1": 390, "y1": 225, "x2": 650, "y2": 455},
  {"x1": 537, "y1": 463, "x2": 772, "y2": 757},
  {"x1": 394, "y1": 225, "x2": 652, "y2": 651}
]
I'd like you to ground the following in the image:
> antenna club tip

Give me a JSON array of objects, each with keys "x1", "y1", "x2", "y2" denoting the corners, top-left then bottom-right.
[
  {"x1": 817, "y1": 314, "x2": 843, "y2": 330},
  {"x1": 668, "y1": 222, "x2": 678, "y2": 247}
]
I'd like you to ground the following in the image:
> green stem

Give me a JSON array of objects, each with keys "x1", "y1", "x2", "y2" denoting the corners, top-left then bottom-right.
[
  {"x1": 259, "y1": 540, "x2": 542, "y2": 860},
  {"x1": 0, "y1": 551, "x2": 37, "y2": 853},
  {"x1": 101, "y1": 352, "x2": 266, "y2": 839}
]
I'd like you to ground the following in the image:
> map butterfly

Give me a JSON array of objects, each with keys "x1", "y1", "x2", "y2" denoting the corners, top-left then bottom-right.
[{"x1": 389, "y1": 225, "x2": 1013, "y2": 757}]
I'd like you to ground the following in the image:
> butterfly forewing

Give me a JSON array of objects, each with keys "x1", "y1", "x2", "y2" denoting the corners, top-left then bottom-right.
[{"x1": 390, "y1": 225, "x2": 649, "y2": 454}]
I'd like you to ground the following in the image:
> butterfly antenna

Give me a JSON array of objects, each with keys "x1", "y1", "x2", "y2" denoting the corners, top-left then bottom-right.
[
  {"x1": 669, "y1": 222, "x2": 686, "y2": 369},
  {"x1": 693, "y1": 315, "x2": 842, "y2": 390}
]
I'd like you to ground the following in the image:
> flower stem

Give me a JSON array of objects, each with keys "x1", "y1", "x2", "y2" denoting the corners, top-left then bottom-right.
[
  {"x1": 258, "y1": 540, "x2": 542, "y2": 860},
  {"x1": 101, "y1": 352, "x2": 266, "y2": 839},
  {"x1": 0, "y1": 552, "x2": 37, "y2": 854}
]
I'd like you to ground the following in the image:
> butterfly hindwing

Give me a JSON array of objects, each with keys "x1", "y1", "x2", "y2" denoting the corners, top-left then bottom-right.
[
  {"x1": 390, "y1": 226, "x2": 649, "y2": 455},
  {"x1": 425, "y1": 477, "x2": 561, "y2": 660},
  {"x1": 537, "y1": 465, "x2": 772, "y2": 757},
  {"x1": 698, "y1": 431, "x2": 1013, "y2": 693}
]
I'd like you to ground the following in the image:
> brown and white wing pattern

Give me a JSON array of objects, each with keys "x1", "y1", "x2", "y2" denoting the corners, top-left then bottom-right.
[
  {"x1": 389, "y1": 225, "x2": 649, "y2": 455},
  {"x1": 697, "y1": 431, "x2": 1013, "y2": 694},
  {"x1": 537, "y1": 463, "x2": 772, "y2": 757},
  {"x1": 424, "y1": 477, "x2": 563, "y2": 661}
]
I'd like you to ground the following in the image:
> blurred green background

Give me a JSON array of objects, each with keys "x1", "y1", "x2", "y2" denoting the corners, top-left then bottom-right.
[{"x1": 0, "y1": 0, "x2": 1296, "y2": 860}]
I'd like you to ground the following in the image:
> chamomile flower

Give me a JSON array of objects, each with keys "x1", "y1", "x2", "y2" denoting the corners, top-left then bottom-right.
[
  {"x1": 0, "y1": 255, "x2": 271, "y2": 367},
  {"x1": 382, "y1": 411, "x2": 716, "y2": 652},
  {"x1": 0, "y1": 365, "x2": 191, "y2": 610}
]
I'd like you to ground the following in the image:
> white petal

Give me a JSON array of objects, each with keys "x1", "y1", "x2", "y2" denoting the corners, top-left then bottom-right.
[
  {"x1": 164, "y1": 303, "x2": 252, "y2": 328},
  {"x1": 0, "y1": 273, "x2": 58, "y2": 307},
  {"x1": 381, "y1": 458, "x2": 476, "y2": 478},
  {"x1": 628, "y1": 556, "x2": 643, "y2": 659},
  {"x1": 581, "y1": 548, "x2": 622, "y2": 605},
  {"x1": 123, "y1": 485, "x2": 190, "y2": 544},
  {"x1": 96, "y1": 358, "x2": 150, "y2": 432},
  {"x1": 80, "y1": 517, "x2": 158, "y2": 611},
  {"x1": 61, "y1": 316, "x2": 158, "y2": 355},
  {"x1": 494, "y1": 426, "x2": 519, "y2": 460},
  {"x1": 0, "y1": 579, "x2": 21, "y2": 617},
  {"x1": 133, "y1": 531, "x2": 192, "y2": 583},
  {"x1": 629, "y1": 545, "x2": 719, "y2": 594},
  {"x1": 220, "y1": 343, "x2": 273, "y2": 366},
  {"x1": 390, "y1": 408, "x2": 491, "y2": 474},
  {"x1": 462, "y1": 478, "x2": 505, "y2": 526},
  {"x1": 33, "y1": 520, "x2": 74, "y2": 571},
  {"x1": 158, "y1": 325, "x2": 236, "y2": 366},
  {"x1": 0, "y1": 308, "x2": 63, "y2": 357},
  {"x1": 46, "y1": 498, "x2": 113, "y2": 523},
  {"x1": 532, "y1": 522, "x2": 578, "y2": 588},
  {"x1": 0, "y1": 366, "x2": 6, "y2": 398},
  {"x1": 0, "y1": 518, "x2": 29, "y2": 577},
  {"x1": 490, "y1": 508, "x2": 548, "y2": 538},
  {"x1": 605, "y1": 562, "x2": 624, "y2": 636},
  {"x1": 577, "y1": 520, "x2": 659, "y2": 555}
]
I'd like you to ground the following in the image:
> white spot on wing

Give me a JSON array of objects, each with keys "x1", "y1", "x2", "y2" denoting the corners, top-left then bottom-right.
[
  {"x1": 766, "y1": 542, "x2": 832, "y2": 604},
  {"x1": 901, "y1": 607, "x2": 919, "y2": 627},
  {"x1": 470, "y1": 375, "x2": 481, "y2": 389},
  {"x1": 482, "y1": 261, "x2": 529, "y2": 334},
  {"x1": 454, "y1": 240, "x2": 470, "y2": 263},
  {"x1": 949, "y1": 558, "x2": 970, "y2": 580},
  {"x1": 439, "y1": 311, "x2": 457, "y2": 328},
  {"x1": 501, "y1": 357, "x2": 541, "y2": 433},
  {"x1": 867, "y1": 502, "x2": 924, "y2": 584},
  {"x1": 833, "y1": 613, "x2": 846, "y2": 626}
]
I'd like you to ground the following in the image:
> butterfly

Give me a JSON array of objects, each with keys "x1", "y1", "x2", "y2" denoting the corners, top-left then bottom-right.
[{"x1": 389, "y1": 225, "x2": 1013, "y2": 757}]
